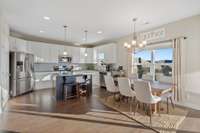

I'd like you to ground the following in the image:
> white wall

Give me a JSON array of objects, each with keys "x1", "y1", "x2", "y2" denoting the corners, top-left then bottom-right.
[
  {"x1": 0, "y1": 12, "x2": 10, "y2": 113},
  {"x1": 114, "y1": 15, "x2": 200, "y2": 110}
]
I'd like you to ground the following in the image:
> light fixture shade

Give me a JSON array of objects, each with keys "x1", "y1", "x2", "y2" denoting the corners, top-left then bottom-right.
[
  {"x1": 142, "y1": 40, "x2": 147, "y2": 45},
  {"x1": 84, "y1": 53, "x2": 88, "y2": 57},
  {"x1": 139, "y1": 43, "x2": 144, "y2": 48},
  {"x1": 127, "y1": 44, "x2": 131, "y2": 48},
  {"x1": 131, "y1": 40, "x2": 136, "y2": 45},
  {"x1": 124, "y1": 42, "x2": 128, "y2": 47},
  {"x1": 63, "y1": 51, "x2": 68, "y2": 55}
]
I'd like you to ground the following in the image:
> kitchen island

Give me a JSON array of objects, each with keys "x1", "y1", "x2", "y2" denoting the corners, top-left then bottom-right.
[{"x1": 56, "y1": 72, "x2": 92, "y2": 101}]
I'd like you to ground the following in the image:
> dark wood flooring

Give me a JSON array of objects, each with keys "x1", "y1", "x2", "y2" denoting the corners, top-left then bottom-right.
[{"x1": 6, "y1": 88, "x2": 112, "y2": 114}]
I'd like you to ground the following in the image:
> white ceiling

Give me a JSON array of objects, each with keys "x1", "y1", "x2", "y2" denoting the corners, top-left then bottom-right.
[{"x1": 1, "y1": 0, "x2": 200, "y2": 45}]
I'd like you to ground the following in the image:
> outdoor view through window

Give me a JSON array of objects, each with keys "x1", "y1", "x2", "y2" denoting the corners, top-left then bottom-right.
[{"x1": 133, "y1": 47, "x2": 173, "y2": 83}]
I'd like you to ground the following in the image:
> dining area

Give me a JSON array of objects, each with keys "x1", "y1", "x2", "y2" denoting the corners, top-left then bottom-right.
[{"x1": 101, "y1": 74, "x2": 186, "y2": 132}]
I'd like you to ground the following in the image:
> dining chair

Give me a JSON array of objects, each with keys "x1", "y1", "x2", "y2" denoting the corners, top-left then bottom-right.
[
  {"x1": 104, "y1": 75, "x2": 119, "y2": 102},
  {"x1": 156, "y1": 75, "x2": 175, "y2": 113},
  {"x1": 134, "y1": 80, "x2": 161, "y2": 125},
  {"x1": 161, "y1": 90, "x2": 175, "y2": 114},
  {"x1": 128, "y1": 73, "x2": 138, "y2": 79},
  {"x1": 118, "y1": 77, "x2": 136, "y2": 113},
  {"x1": 128, "y1": 73, "x2": 138, "y2": 84}
]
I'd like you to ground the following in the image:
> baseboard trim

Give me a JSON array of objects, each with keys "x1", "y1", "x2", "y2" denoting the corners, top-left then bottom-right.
[{"x1": 175, "y1": 101, "x2": 200, "y2": 110}]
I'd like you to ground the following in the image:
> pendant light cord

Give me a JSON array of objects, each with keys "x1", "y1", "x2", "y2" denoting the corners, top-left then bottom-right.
[
  {"x1": 64, "y1": 25, "x2": 68, "y2": 41},
  {"x1": 84, "y1": 30, "x2": 88, "y2": 56}
]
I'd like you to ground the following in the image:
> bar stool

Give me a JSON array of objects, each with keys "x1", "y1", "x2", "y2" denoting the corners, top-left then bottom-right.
[
  {"x1": 76, "y1": 75, "x2": 90, "y2": 96},
  {"x1": 63, "y1": 76, "x2": 77, "y2": 100}
]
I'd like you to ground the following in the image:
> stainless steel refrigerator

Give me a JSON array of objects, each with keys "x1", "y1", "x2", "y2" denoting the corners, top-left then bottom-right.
[{"x1": 9, "y1": 52, "x2": 35, "y2": 97}]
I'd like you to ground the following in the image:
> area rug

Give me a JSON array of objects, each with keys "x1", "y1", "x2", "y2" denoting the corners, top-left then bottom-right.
[{"x1": 98, "y1": 95, "x2": 188, "y2": 133}]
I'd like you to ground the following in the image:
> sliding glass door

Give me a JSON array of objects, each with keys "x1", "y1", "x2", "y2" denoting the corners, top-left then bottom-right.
[{"x1": 133, "y1": 44, "x2": 173, "y2": 83}]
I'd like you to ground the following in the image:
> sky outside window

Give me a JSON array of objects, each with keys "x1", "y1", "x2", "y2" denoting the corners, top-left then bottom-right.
[
  {"x1": 134, "y1": 50, "x2": 151, "y2": 60},
  {"x1": 134, "y1": 48, "x2": 173, "y2": 61},
  {"x1": 154, "y1": 48, "x2": 173, "y2": 61}
]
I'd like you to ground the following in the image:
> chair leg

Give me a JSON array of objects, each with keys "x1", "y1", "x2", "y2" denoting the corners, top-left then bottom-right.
[
  {"x1": 167, "y1": 98, "x2": 169, "y2": 114},
  {"x1": 170, "y1": 97, "x2": 175, "y2": 109},
  {"x1": 134, "y1": 101, "x2": 139, "y2": 116},
  {"x1": 132, "y1": 96, "x2": 136, "y2": 114},
  {"x1": 130, "y1": 97, "x2": 135, "y2": 114},
  {"x1": 118, "y1": 95, "x2": 122, "y2": 107},
  {"x1": 158, "y1": 102, "x2": 161, "y2": 117},
  {"x1": 113, "y1": 94, "x2": 115, "y2": 106},
  {"x1": 149, "y1": 104, "x2": 152, "y2": 126},
  {"x1": 105, "y1": 92, "x2": 109, "y2": 101},
  {"x1": 143, "y1": 103, "x2": 145, "y2": 111}
]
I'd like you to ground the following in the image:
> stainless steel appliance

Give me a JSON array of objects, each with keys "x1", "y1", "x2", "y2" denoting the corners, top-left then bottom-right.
[
  {"x1": 55, "y1": 54, "x2": 73, "y2": 72},
  {"x1": 9, "y1": 52, "x2": 34, "y2": 97},
  {"x1": 58, "y1": 55, "x2": 72, "y2": 63}
]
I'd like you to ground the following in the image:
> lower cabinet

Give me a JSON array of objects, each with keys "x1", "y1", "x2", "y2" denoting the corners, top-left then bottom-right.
[{"x1": 34, "y1": 71, "x2": 99, "y2": 90}]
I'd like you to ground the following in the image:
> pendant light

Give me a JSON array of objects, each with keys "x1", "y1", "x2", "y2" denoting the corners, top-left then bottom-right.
[
  {"x1": 84, "y1": 30, "x2": 88, "y2": 57},
  {"x1": 63, "y1": 25, "x2": 68, "y2": 55},
  {"x1": 124, "y1": 18, "x2": 147, "y2": 51}
]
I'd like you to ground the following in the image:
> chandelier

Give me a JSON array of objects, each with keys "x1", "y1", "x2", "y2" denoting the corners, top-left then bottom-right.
[{"x1": 124, "y1": 18, "x2": 147, "y2": 50}]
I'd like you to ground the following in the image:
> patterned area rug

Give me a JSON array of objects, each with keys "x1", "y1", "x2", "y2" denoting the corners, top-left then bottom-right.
[{"x1": 98, "y1": 95, "x2": 188, "y2": 133}]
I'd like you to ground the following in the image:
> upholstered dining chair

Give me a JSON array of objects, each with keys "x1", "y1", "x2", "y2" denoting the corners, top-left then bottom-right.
[
  {"x1": 134, "y1": 80, "x2": 161, "y2": 125},
  {"x1": 156, "y1": 76, "x2": 175, "y2": 113},
  {"x1": 104, "y1": 75, "x2": 119, "y2": 102},
  {"x1": 118, "y1": 77, "x2": 136, "y2": 113},
  {"x1": 128, "y1": 73, "x2": 138, "y2": 84},
  {"x1": 160, "y1": 90, "x2": 175, "y2": 114}
]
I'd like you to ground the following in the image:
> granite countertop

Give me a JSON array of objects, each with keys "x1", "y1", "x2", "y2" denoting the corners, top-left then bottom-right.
[{"x1": 58, "y1": 72, "x2": 92, "y2": 77}]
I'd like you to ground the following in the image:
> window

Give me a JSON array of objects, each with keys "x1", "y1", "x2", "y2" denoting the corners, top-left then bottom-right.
[
  {"x1": 134, "y1": 50, "x2": 152, "y2": 79},
  {"x1": 154, "y1": 48, "x2": 173, "y2": 83},
  {"x1": 98, "y1": 53, "x2": 105, "y2": 60},
  {"x1": 133, "y1": 47, "x2": 173, "y2": 83}
]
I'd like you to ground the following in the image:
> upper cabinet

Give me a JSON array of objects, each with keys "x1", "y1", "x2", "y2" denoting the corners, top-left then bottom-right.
[
  {"x1": 79, "y1": 48, "x2": 94, "y2": 63},
  {"x1": 9, "y1": 37, "x2": 94, "y2": 63},
  {"x1": 9, "y1": 37, "x2": 29, "y2": 53},
  {"x1": 9, "y1": 37, "x2": 115, "y2": 64},
  {"x1": 94, "y1": 43, "x2": 117, "y2": 63}
]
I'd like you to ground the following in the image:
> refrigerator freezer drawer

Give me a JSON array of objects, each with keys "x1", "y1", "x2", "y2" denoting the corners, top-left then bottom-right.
[{"x1": 13, "y1": 78, "x2": 32, "y2": 96}]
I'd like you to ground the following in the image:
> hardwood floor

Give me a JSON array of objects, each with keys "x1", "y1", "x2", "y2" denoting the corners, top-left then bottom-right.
[
  {"x1": 1, "y1": 88, "x2": 200, "y2": 133},
  {"x1": 0, "y1": 88, "x2": 155, "y2": 133}
]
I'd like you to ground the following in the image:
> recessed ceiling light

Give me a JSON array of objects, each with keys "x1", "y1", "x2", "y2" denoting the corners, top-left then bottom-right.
[
  {"x1": 43, "y1": 16, "x2": 50, "y2": 20},
  {"x1": 97, "y1": 30, "x2": 103, "y2": 34},
  {"x1": 39, "y1": 30, "x2": 44, "y2": 33}
]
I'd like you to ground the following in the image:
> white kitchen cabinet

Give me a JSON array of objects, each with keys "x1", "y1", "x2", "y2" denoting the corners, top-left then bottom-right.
[
  {"x1": 10, "y1": 37, "x2": 34, "y2": 54},
  {"x1": 49, "y1": 44, "x2": 59, "y2": 63},
  {"x1": 94, "y1": 43, "x2": 117, "y2": 63},
  {"x1": 9, "y1": 37, "x2": 96, "y2": 64},
  {"x1": 29, "y1": 41, "x2": 44, "y2": 62},
  {"x1": 85, "y1": 48, "x2": 94, "y2": 63},
  {"x1": 15, "y1": 38, "x2": 28, "y2": 52},
  {"x1": 71, "y1": 47, "x2": 80, "y2": 63},
  {"x1": 79, "y1": 48, "x2": 94, "y2": 63}
]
